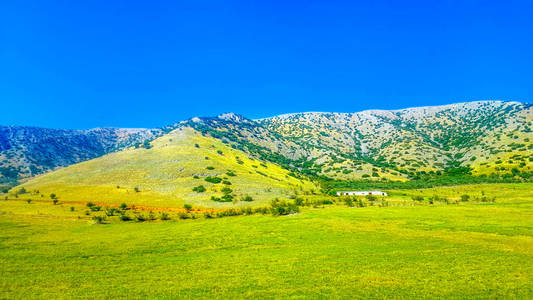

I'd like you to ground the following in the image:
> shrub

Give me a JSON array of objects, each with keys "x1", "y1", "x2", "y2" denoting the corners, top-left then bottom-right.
[
  {"x1": 92, "y1": 215, "x2": 106, "y2": 224},
  {"x1": 53, "y1": 199, "x2": 59, "y2": 205},
  {"x1": 148, "y1": 211, "x2": 156, "y2": 221},
  {"x1": 270, "y1": 199, "x2": 300, "y2": 216},
  {"x1": 194, "y1": 143, "x2": 200, "y2": 148},
  {"x1": 461, "y1": 194, "x2": 470, "y2": 202},
  {"x1": 178, "y1": 212, "x2": 191, "y2": 219},
  {"x1": 205, "y1": 176, "x2": 222, "y2": 184},
  {"x1": 226, "y1": 171, "x2": 236, "y2": 176},
  {"x1": 135, "y1": 214, "x2": 147, "y2": 222},
  {"x1": 221, "y1": 187, "x2": 232, "y2": 194},
  {"x1": 184, "y1": 204, "x2": 192, "y2": 212},
  {"x1": 70, "y1": 206, "x2": 75, "y2": 211},
  {"x1": 344, "y1": 197, "x2": 354, "y2": 207},
  {"x1": 222, "y1": 180, "x2": 232, "y2": 185},
  {"x1": 217, "y1": 150, "x2": 223, "y2": 155},
  {"x1": 160, "y1": 213, "x2": 170, "y2": 220},
  {"x1": 143, "y1": 140, "x2": 151, "y2": 149},
  {"x1": 86, "y1": 202, "x2": 95, "y2": 208},
  {"x1": 193, "y1": 185, "x2": 206, "y2": 193},
  {"x1": 120, "y1": 214, "x2": 132, "y2": 221},
  {"x1": 50, "y1": 193, "x2": 56, "y2": 199},
  {"x1": 221, "y1": 194, "x2": 233, "y2": 202},
  {"x1": 90, "y1": 205, "x2": 101, "y2": 212},
  {"x1": 119, "y1": 203, "x2": 128, "y2": 210},
  {"x1": 26, "y1": 199, "x2": 32, "y2": 204},
  {"x1": 105, "y1": 208, "x2": 118, "y2": 216},
  {"x1": 134, "y1": 187, "x2": 140, "y2": 193},
  {"x1": 204, "y1": 212, "x2": 215, "y2": 219},
  {"x1": 366, "y1": 195, "x2": 377, "y2": 201},
  {"x1": 411, "y1": 195, "x2": 424, "y2": 201},
  {"x1": 206, "y1": 166, "x2": 215, "y2": 170},
  {"x1": 193, "y1": 175, "x2": 199, "y2": 179}
]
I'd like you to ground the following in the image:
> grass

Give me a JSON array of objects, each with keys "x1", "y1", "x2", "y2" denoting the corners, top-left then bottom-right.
[{"x1": 0, "y1": 183, "x2": 532, "y2": 298}]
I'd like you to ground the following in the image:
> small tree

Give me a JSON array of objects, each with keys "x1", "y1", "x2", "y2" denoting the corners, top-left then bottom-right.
[
  {"x1": 53, "y1": 199, "x2": 59, "y2": 205},
  {"x1": 193, "y1": 185, "x2": 206, "y2": 193},
  {"x1": 119, "y1": 203, "x2": 128, "y2": 210},
  {"x1": 50, "y1": 193, "x2": 56, "y2": 200},
  {"x1": 134, "y1": 187, "x2": 140, "y2": 193}
]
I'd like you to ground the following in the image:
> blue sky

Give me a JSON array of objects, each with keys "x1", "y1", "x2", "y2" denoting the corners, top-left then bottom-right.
[{"x1": 1, "y1": 0, "x2": 532, "y2": 129}]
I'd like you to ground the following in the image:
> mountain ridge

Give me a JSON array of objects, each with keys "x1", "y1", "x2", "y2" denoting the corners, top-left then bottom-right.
[{"x1": 2, "y1": 100, "x2": 532, "y2": 188}]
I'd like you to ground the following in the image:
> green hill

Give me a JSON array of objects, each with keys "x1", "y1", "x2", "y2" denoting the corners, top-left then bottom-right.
[{"x1": 17, "y1": 127, "x2": 317, "y2": 208}]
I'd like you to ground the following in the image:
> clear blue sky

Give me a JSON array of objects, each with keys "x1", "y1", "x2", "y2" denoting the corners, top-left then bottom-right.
[{"x1": 1, "y1": 0, "x2": 532, "y2": 129}]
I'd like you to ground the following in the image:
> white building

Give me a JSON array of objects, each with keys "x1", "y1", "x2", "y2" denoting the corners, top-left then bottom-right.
[{"x1": 336, "y1": 191, "x2": 387, "y2": 196}]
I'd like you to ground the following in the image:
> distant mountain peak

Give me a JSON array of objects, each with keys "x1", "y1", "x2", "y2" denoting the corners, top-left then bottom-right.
[{"x1": 217, "y1": 112, "x2": 248, "y2": 123}]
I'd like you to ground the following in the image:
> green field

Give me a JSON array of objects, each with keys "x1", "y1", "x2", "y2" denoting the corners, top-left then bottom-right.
[{"x1": 1, "y1": 183, "x2": 532, "y2": 298}]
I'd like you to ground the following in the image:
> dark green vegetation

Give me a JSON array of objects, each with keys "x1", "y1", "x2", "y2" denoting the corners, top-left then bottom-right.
[{"x1": 0, "y1": 183, "x2": 532, "y2": 298}]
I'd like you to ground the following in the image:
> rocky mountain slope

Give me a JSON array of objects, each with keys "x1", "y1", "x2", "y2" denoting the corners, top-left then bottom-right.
[
  {"x1": 0, "y1": 126, "x2": 161, "y2": 184},
  {"x1": 186, "y1": 101, "x2": 533, "y2": 180},
  {"x1": 2, "y1": 101, "x2": 532, "y2": 188}
]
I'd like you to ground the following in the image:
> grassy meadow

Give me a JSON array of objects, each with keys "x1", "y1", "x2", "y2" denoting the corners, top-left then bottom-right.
[{"x1": 1, "y1": 183, "x2": 532, "y2": 298}]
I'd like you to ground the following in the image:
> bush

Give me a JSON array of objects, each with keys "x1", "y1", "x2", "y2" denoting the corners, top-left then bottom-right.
[
  {"x1": 50, "y1": 193, "x2": 56, "y2": 199},
  {"x1": 344, "y1": 197, "x2": 354, "y2": 207},
  {"x1": 119, "y1": 203, "x2": 128, "y2": 210},
  {"x1": 241, "y1": 195, "x2": 254, "y2": 202},
  {"x1": 26, "y1": 199, "x2": 32, "y2": 204},
  {"x1": 226, "y1": 171, "x2": 236, "y2": 177},
  {"x1": 204, "y1": 212, "x2": 215, "y2": 219},
  {"x1": 184, "y1": 204, "x2": 192, "y2": 212},
  {"x1": 135, "y1": 214, "x2": 147, "y2": 222},
  {"x1": 120, "y1": 214, "x2": 132, "y2": 221},
  {"x1": 70, "y1": 206, "x2": 75, "y2": 211},
  {"x1": 221, "y1": 194, "x2": 233, "y2": 202},
  {"x1": 205, "y1": 176, "x2": 222, "y2": 184},
  {"x1": 92, "y1": 215, "x2": 106, "y2": 224},
  {"x1": 160, "y1": 213, "x2": 170, "y2": 220},
  {"x1": 53, "y1": 199, "x2": 59, "y2": 205},
  {"x1": 90, "y1": 205, "x2": 101, "y2": 211},
  {"x1": 86, "y1": 202, "x2": 95, "y2": 208},
  {"x1": 461, "y1": 194, "x2": 470, "y2": 202},
  {"x1": 105, "y1": 208, "x2": 118, "y2": 216},
  {"x1": 178, "y1": 212, "x2": 191, "y2": 219},
  {"x1": 222, "y1": 180, "x2": 232, "y2": 185},
  {"x1": 366, "y1": 195, "x2": 377, "y2": 201},
  {"x1": 411, "y1": 195, "x2": 424, "y2": 201},
  {"x1": 134, "y1": 187, "x2": 140, "y2": 193},
  {"x1": 221, "y1": 187, "x2": 232, "y2": 194},
  {"x1": 270, "y1": 199, "x2": 300, "y2": 216},
  {"x1": 206, "y1": 166, "x2": 215, "y2": 170},
  {"x1": 193, "y1": 185, "x2": 206, "y2": 193}
]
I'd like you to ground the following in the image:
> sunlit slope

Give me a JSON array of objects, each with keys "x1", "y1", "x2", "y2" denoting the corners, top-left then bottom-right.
[{"x1": 19, "y1": 127, "x2": 317, "y2": 208}]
